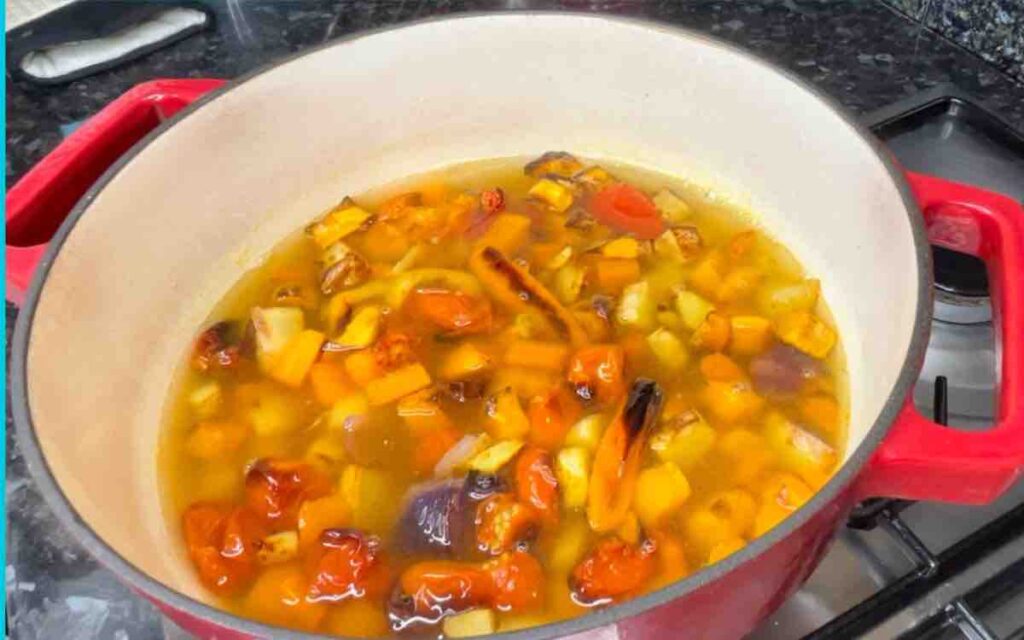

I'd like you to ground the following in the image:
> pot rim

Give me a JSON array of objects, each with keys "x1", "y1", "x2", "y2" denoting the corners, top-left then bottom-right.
[{"x1": 11, "y1": 11, "x2": 932, "y2": 640}]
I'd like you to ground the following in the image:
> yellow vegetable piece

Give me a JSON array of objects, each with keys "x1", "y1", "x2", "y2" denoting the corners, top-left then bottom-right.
[
  {"x1": 467, "y1": 439, "x2": 526, "y2": 473},
  {"x1": 800, "y1": 394, "x2": 841, "y2": 438},
  {"x1": 321, "y1": 293, "x2": 351, "y2": 337},
  {"x1": 443, "y1": 609, "x2": 497, "y2": 637},
  {"x1": 297, "y1": 493, "x2": 350, "y2": 551},
  {"x1": 252, "y1": 306, "x2": 304, "y2": 368},
  {"x1": 634, "y1": 462, "x2": 692, "y2": 528},
  {"x1": 716, "y1": 428, "x2": 776, "y2": 487},
  {"x1": 267, "y1": 329, "x2": 324, "y2": 387},
  {"x1": 440, "y1": 342, "x2": 494, "y2": 380},
  {"x1": 706, "y1": 488, "x2": 758, "y2": 538},
  {"x1": 504, "y1": 340, "x2": 570, "y2": 371},
  {"x1": 304, "y1": 435, "x2": 348, "y2": 470},
  {"x1": 556, "y1": 446, "x2": 590, "y2": 509},
  {"x1": 340, "y1": 465, "x2": 398, "y2": 532},
  {"x1": 675, "y1": 290, "x2": 716, "y2": 331},
  {"x1": 257, "y1": 531, "x2": 299, "y2": 565},
  {"x1": 753, "y1": 472, "x2": 813, "y2": 537},
  {"x1": 546, "y1": 246, "x2": 574, "y2": 270},
  {"x1": 690, "y1": 312, "x2": 731, "y2": 352},
  {"x1": 602, "y1": 237, "x2": 640, "y2": 259},
  {"x1": 486, "y1": 387, "x2": 531, "y2": 439},
  {"x1": 335, "y1": 306, "x2": 381, "y2": 350},
  {"x1": 729, "y1": 315, "x2": 773, "y2": 356},
  {"x1": 244, "y1": 564, "x2": 327, "y2": 632},
  {"x1": 308, "y1": 201, "x2": 372, "y2": 249},
  {"x1": 616, "y1": 511, "x2": 642, "y2": 544},
  {"x1": 529, "y1": 178, "x2": 574, "y2": 212},
  {"x1": 615, "y1": 280, "x2": 656, "y2": 330},
  {"x1": 475, "y1": 214, "x2": 532, "y2": 257},
  {"x1": 702, "y1": 380, "x2": 764, "y2": 424},
  {"x1": 185, "y1": 421, "x2": 248, "y2": 460},
  {"x1": 688, "y1": 252, "x2": 726, "y2": 299},
  {"x1": 652, "y1": 188, "x2": 692, "y2": 223},
  {"x1": 550, "y1": 516, "x2": 590, "y2": 572},
  {"x1": 646, "y1": 328, "x2": 690, "y2": 372},
  {"x1": 565, "y1": 414, "x2": 605, "y2": 451},
  {"x1": 308, "y1": 361, "x2": 352, "y2": 405},
  {"x1": 249, "y1": 391, "x2": 304, "y2": 437},
  {"x1": 365, "y1": 363, "x2": 432, "y2": 406},
  {"x1": 188, "y1": 381, "x2": 223, "y2": 419},
  {"x1": 649, "y1": 411, "x2": 717, "y2": 470},
  {"x1": 683, "y1": 509, "x2": 737, "y2": 558},
  {"x1": 764, "y1": 411, "x2": 837, "y2": 489},
  {"x1": 717, "y1": 266, "x2": 763, "y2": 303},
  {"x1": 758, "y1": 278, "x2": 821, "y2": 317},
  {"x1": 707, "y1": 536, "x2": 745, "y2": 565},
  {"x1": 343, "y1": 350, "x2": 382, "y2": 387},
  {"x1": 774, "y1": 310, "x2": 837, "y2": 359}
]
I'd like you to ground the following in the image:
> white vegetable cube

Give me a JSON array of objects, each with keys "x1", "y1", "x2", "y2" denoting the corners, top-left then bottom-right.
[{"x1": 556, "y1": 447, "x2": 590, "y2": 508}]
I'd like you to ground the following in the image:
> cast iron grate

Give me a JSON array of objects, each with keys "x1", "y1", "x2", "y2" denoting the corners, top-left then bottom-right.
[{"x1": 802, "y1": 378, "x2": 1024, "y2": 640}]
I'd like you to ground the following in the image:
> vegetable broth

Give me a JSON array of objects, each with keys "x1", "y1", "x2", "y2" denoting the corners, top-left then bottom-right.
[{"x1": 161, "y1": 153, "x2": 847, "y2": 637}]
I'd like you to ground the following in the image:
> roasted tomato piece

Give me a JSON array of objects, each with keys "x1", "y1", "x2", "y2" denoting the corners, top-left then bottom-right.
[
  {"x1": 182, "y1": 504, "x2": 266, "y2": 594},
  {"x1": 527, "y1": 388, "x2": 580, "y2": 451},
  {"x1": 191, "y1": 322, "x2": 243, "y2": 372},
  {"x1": 514, "y1": 447, "x2": 559, "y2": 520},
  {"x1": 570, "y1": 536, "x2": 657, "y2": 604},
  {"x1": 372, "y1": 331, "x2": 417, "y2": 370},
  {"x1": 475, "y1": 494, "x2": 540, "y2": 556},
  {"x1": 484, "y1": 551, "x2": 544, "y2": 611},
  {"x1": 245, "y1": 458, "x2": 332, "y2": 528},
  {"x1": 393, "y1": 560, "x2": 494, "y2": 624},
  {"x1": 306, "y1": 528, "x2": 387, "y2": 603},
  {"x1": 407, "y1": 289, "x2": 493, "y2": 335},
  {"x1": 480, "y1": 187, "x2": 506, "y2": 215},
  {"x1": 568, "y1": 344, "x2": 625, "y2": 404}
]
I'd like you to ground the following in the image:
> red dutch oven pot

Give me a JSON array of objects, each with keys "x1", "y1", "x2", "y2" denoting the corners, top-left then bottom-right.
[{"x1": 8, "y1": 14, "x2": 1024, "y2": 640}]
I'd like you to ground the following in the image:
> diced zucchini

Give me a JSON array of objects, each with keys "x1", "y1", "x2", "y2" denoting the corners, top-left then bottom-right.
[
  {"x1": 334, "y1": 306, "x2": 381, "y2": 350},
  {"x1": 486, "y1": 388, "x2": 531, "y2": 439},
  {"x1": 252, "y1": 306, "x2": 304, "y2": 367},
  {"x1": 188, "y1": 381, "x2": 223, "y2": 419},
  {"x1": 327, "y1": 393, "x2": 370, "y2": 433},
  {"x1": 467, "y1": 440, "x2": 526, "y2": 473},
  {"x1": 529, "y1": 178, "x2": 574, "y2": 212},
  {"x1": 646, "y1": 328, "x2": 690, "y2": 372},
  {"x1": 443, "y1": 609, "x2": 497, "y2": 637},
  {"x1": 615, "y1": 280, "x2": 655, "y2": 330},
  {"x1": 675, "y1": 290, "x2": 715, "y2": 331},
  {"x1": 565, "y1": 414, "x2": 605, "y2": 450},
  {"x1": 257, "y1": 531, "x2": 299, "y2": 565},
  {"x1": 773, "y1": 311, "x2": 837, "y2": 359},
  {"x1": 556, "y1": 447, "x2": 590, "y2": 508},
  {"x1": 634, "y1": 462, "x2": 691, "y2": 528},
  {"x1": 758, "y1": 278, "x2": 821, "y2": 317},
  {"x1": 652, "y1": 189, "x2": 692, "y2": 223},
  {"x1": 649, "y1": 411, "x2": 716, "y2": 470},
  {"x1": 554, "y1": 263, "x2": 585, "y2": 304}
]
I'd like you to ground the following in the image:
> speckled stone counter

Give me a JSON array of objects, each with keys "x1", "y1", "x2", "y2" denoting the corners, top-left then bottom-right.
[{"x1": 6, "y1": 2, "x2": 1024, "y2": 638}]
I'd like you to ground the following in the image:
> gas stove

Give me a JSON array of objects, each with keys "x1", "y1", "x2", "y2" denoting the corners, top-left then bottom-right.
[{"x1": 751, "y1": 85, "x2": 1024, "y2": 640}]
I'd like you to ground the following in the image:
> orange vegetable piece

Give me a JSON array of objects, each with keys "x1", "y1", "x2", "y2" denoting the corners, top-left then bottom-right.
[
  {"x1": 268, "y1": 329, "x2": 325, "y2": 387},
  {"x1": 297, "y1": 493, "x2": 351, "y2": 551},
  {"x1": 182, "y1": 504, "x2": 266, "y2": 594},
  {"x1": 595, "y1": 258, "x2": 641, "y2": 294},
  {"x1": 730, "y1": 315, "x2": 773, "y2": 356},
  {"x1": 567, "y1": 345, "x2": 625, "y2": 404},
  {"x1": 359, "y1": 220, "x2": 409, "y2": 262},
  {"x1": 378, "y1": 192, "x2": 422, "y2": 221},
  {"x1": 726, "y1": 230, "x2": 757, "y2": 262},
  {"x1": 691, "y1": 312, "x2": 731, "y2": 352},
  {"x1": 408, "y1": 289, "x2": 493, "y2": 335},
  {"x1": 570, "y1": 537, "x2": 657, "y2": 604},
  {"x1": 185, "y1": 421, "x2": 249, "y2": 460},
  {"x1": 648, "y1": 530, "x2": 689, "y2": 587},
  {"x1": 410, "y1": 423, "x2": 461, "y2": 476},
  {"x1": 343, "y1": 350, "x2": 383, "y2": 387},
  {"x1": 475, "y1": 494, "x2": 540, "y2": 555},
  {"x1": 699, "y1": 353, "x2": 746, "y2": 382},
  {"x1": 515, "y1": 446, "x2": 560, "y2": 520},
  {"x1": 372, "y1": 331, "x2": 417, "y2": 371},
  {"x1": 475, "y1": 213, "x2": 532, "y2": 257},
  {"x1": 306, "y1": 529, "x2": 387, "y2": 603},
  {"x1": 245, "y1": 458, "x2": 332, "y2": 528},
  {"x1": 323, "y1": 598, "x2": 390, "y2": 637},
  {"x1": 308, "y1": 362, "x2": 352, "y2": 405},
  {"x1": 365, "y1": 363, "x2": 432, "y2": 406},
  {"x1": 702, "y1": 381, "x2": 765, "y2": 424},
  {"x1": 528, "y1": 388, "x2": 580, "y2": 450},
  {"x1": 504, "y1": 340, "x2": 570, "y2": 371},
  {"x1": 244, "y1": 564, "x2": 327, "y2": 632},
  {"x1": 396, "y1": 561, "x2": 494, "y2": 621},
  {"x1": 800, "y1": 394, "x2": 841, "y2": 438}
]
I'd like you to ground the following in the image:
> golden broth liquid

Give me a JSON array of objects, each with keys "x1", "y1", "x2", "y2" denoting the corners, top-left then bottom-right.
[{"x1": 161, "y1": 154, "x2": 847, "y2": 637}]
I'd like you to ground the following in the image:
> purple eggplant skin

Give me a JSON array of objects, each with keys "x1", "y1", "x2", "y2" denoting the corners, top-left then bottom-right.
[
  {"x1": 750, "y1": 344, "x2": 823, "y2": 395},
  {"x1": 393, "y1": 473, "x2": 505, "y2": 556}
]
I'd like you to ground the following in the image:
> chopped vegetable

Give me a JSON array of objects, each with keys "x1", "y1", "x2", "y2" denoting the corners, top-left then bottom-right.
[
  {"x1": 188, "y1": 381, "x2": 223, "y2": 419},
  {"x1": 588, "y1": 379, "x2": 664, "y2": 532},
  {"x1": 550, "y1": 517, "x2": 590, "y2": 572},
  {"x1": 486, "y1": 388, "x2": 531, "y2": 439},
  {"x1": 468, "y1": 440, "x2": 526, "y2": 474},
  {"x1": 409, "y1": 289, "x2": 493, "y2": 336},
  {"x1": 515, "y1": 446, "x2": 559, "y2": 519},
  {"x1": 504, "y1": 340, "x2": 570, "y2": 371},
  {"x1": 185, "y1": 421, "x2": 249, "y2": 460},
  {"x1": 565, "y1": 414, "x2": 604, "y2": 450},
  {"x1": 690, "y1": 311, "x2": 731, "y2": 352},
  {"x1": 633, "y1": 462, "x2": 691, "y2": 528},
  {"x1": 646, "y1": 328, "x2": 689, "y2": 372},
  {"x1": 758, "y1": 278, "x2": 821, "y2": 317},
  {"x1": 320, "y1": 242, "x2": 370, "y2": 295},
  {"x1": 726, "y1": 230, "x2": 758, "y2": 262},
  {"x1": 387, "y1": 268, "x2": 483, "y2": 308},
  {"x1": 321, "y1": 294, "x2": 351, "y2": 338},
  {"x1": 699, "y1": 353, "x2": 746, "y2": 382},
  {"x1": 615, "y1": 511, "x2": 642, "y2": 544},
  {"x1": 763, "y1": 411, "x2": 837, "y2": 488},
  {"x1": 567, "y1": 344, "x2": 625, "y2": 404},
  {"x1": 307, "y1": 529, "x2": 387, "y2": 602},
  {"x1": 707, "y1": 536, "x2": 745, "y2": 565},
  {"x1": 688, "y1": 251, "x2": 726, "y2": 299},
  {"x1": 800, "y1": 394, "x2": 841, "y2": 438},
  {"x1": 444, "y1": 609, "x2": 498, "y2": 637},
  {"x1": 716, "y1": 428, "x2": 776, "y2": 486},
  {"x1": 652, "y1": 188, "x2": 691, "y2": 223},
  {"x1": 753, "y1": 472, "x2": 813, "y2": 536},
  {"x1": 589, "y1": 183, "x2": 664, "y2": 239},
  {"x1": 615, "y1": 280, "x2": 656, "y2": 330},
  {"x1": 528, "y1": 389, "x2": 579, "y2": 450},
  {"x1": 730, "y1": 315, "x2": 773, "y2": 356},
  {"x1": 248, "y1": 389, "x2": 304, "y2": 437},
  {"x1": 602, "y1": 237, "x2": 640, "y2": 259},
  {"x1": 245, "y1": 458, "x2": 331, "y2": 528},
  {"x1": 252, "y1": 307, "x2": 304, "y2": 368},
  {"x1": 440, "y1": 342, "x2": 493, "y2": 380},
  {"x1": 749, "y1": 343, "x2": 823, "y2": 395},
  {"x1": 649, "y1": 410, "x2": 716, "y2": 470},
  {"x1": 570, "y1": 537, "x2": 656, "y2": 604},
  {"x1": 556, "y1": 447, "x2": 591, "y2": 509},
  {"x1": 333, "y1": 306, "x2": 381, "y2": 350},
  {"x1": 475, "y1": 213, "x2": 532, "y2": 256},
  {"x1": 326, "y1": 393, "x2": 369, "y2": 433},
  {"x1": 717, "y1": 266, "x2": 763, "y2": 303},
  {"x1": 308, "y1": 200, "x2": 373, "y2": 249},
  {"x1": 183, "y1": 504, "x2": 267, "y2": 594},
  {"x1": 706, "y1": 488, "x2": 757, "y2": 538},
  {"x1": 308, "y1": 362, "x2": 352, "y2": 405},
  {"x1": 395, "y1": 479, "x2": 470, "y2": 554},
  {"x1": 365, "y1": 363, "x2": 432, "y2": 406},
  {"x1": 670, "y1": 225, "x2": 703, "y2": 262},
  {"x1": 525, "y1": 151, "x2": 584, "y2": 178},
  {"x1": 774, "y1": 310, "x2": 837, "y2": 359},
  {"x1": 340, "y1": 465, "x2": 400, "y2": 532},
  {"x1": 595, "y1": 258, "x2": 641, "y2": 294},
  {"x1": 554, "y1": 263, "x2": 586, "y2": 304},
  {"x1": 475, "y1": 493, "x2": 539, "y2": 554},
  {"x1": 244, "y1": 565, "x2": 327, "y2": 631},
  {"x1": 296, "y1": 493, "x2": 351, "y2": 550},
  {"x1": 529, "y1": 178, "x2": 575, "y2": 212},
  {"x1": 256, "y1": 530, "x2": 299, "y2": 565},
  {"x1": 675, "y1": 290, "x2": 716, "y2": 331},
  {"x1": 546, "y1": 246, "x2": 574, "y2": 271},
  {"x1": 683, "y1": 509, "x2": 736, "y2": 559},
  {"x1": 305, "y1": 435, "x2": 348, "y2": 470},
  {"x1": 701, "y1": 380, "x2": 765, "y2": 423},
  {"x1": 191, "y1": 322, "x2": 242, "y2": 372},
  {"x1": 266, "y1": 329, "x2": 324, "y2": 387},
  {"x1": 434, "y1": 434, "x2": 492, "y2": 478},
  {"x1": 342, "y1": 350, "x2": 382, "y2": 387}
]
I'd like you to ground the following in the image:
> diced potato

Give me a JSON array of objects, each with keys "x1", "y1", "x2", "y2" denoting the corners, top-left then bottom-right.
[
  {"x1": 188, "y1": 381, "x2": 223, "y2": 419},
  {"x1": 646, "y1": 328, "x2": 690, "y2": 372},
  {"x1": 702, "y1": 381, "x2": 764, "y2": 424},
  {"x1": 690, "y1": 312, "x2": 731, "y2": 352},
  {"x1": 649, "y1": 411, "x2": 716, "y2": 470},
  {"x1": 602, "y1": 237, "x2": 640, "y2": 259},
  {"x1": 657, "y1": 310, "x2": 683, "y2": 331},
  {"x1": 443, "y1": 609, "x2": 497, "y2": 637},
  {"x1": 308, "y1": 200, "x2": 372, "y2": 249},
  {"x1": 334, "y1": 306, "x2": 381, "y2": 350},
  {"x1": 653, "y1": 229, "x2": 685, "y2": 263},
  {"x1": 758, "y1": 278, "x2": 821, "y2": 317},
  {"x1": 595, "y1": 258, "x2": 641, "y2": 294},
  {"x1": 340, "y1": 465, "x2": 398, "y2": 532},
  {"x1": 185, "y1": 421, "x2": 248, "y2": 459},
  {"x1": 774, "y1": 311, "x2": 837, "y2": 359},
  {"x1": 297, "y1": 493, "x2": 351, "y2": 550},
  {"x1": 440, "y1": 342, "x2": 493, "y2": 380},
  {"x1": 249, "y1": 391, "x2": 304, "y2": 437},
  {"x1": 675, "y1": 290, "x2": 716, "y2": 331},
  {"x1": 652, "y1": 188, "x2": 692, "y2": 223},
  {"x1": 305, "y1": 435, "x2": 348, "y2": 470},
  {"x1": 707, "y1": 536, "x2": 745, "y2": 565},
  {"x1": 554, "y1": 263, "x2": 585, "y2": 304},
  {"x1": 193, "y1": 465, "x2": 243, "y2": 503},
  {"x1": 252, "y1": 306, "x2": 304, "y2": 367},
  {"x1": 257, "y1": 531, "x2": 299, "y2": 565},
  {"x1": 556, "y1": 447, "x2": 590, "y2": 508},
  {"x1": 467, "y1": 439, "x2": 526, "y2": 473},
  {"x1": 486, "y1": 387, "x2": 531, "y2": 439},
  {"x1": 546, "y1": 246, "x2": 574, "y2": 270},
  {"x1": 550, "y1": 516, "x2": 590, "y2": 571},
  {"x1": 717, "y1": 266, "x2": 762, "y2": 303},
  {"x1": 800, "y1": 394, "x2": 841, "y2": 438},
  {"x1": 688, "y1": 252, "x2": 726, "y2": 298},
  {"x1": 753, "y1": 472, "x2": 813, "y2": 536},
  {"x1": 683, "y1": 509, "x2": 736, "y2": 558},
  {"x1": 716, "y1": 429, "x2": 776, "y2": 486},
  {"x1": 327, "y1": 392, "x2": 369, "y2": 433},
  {"x1": 565, "y1": 414, "x2": 605, "y2": 450},
  {"x1": 476, "y1": 214, "x2": 532, "y2": 256},
  {"x1": 616, "y1": 280, "x2": 656, "y2": 330},
  {"x1": 616, "y1": 511, "x2": 641, "y2": 544},
  {"x1": 244, "y1": 564, "x2": 327, "y2": 631},
  {"x1": 763, "y1": 412, "x2": 837, "y2": 488},
  {"x1": 365, "y1": 363, "x2": 432, "y2": 406},
  {"x1": 706, "y1": 489, "x2": 757, "y2": 538},
  {"x1": 729, "y1": 315, "x2": 773, "y2": 356},
  {"x1": 529, "y1": 178, "x2": 574, "y2": 212},
  {"x1": 634, "y1": 462, "x2": 692, "y2": 528},
  {"x1": 267, "y1": 329, "x2": 324, "y2": 387},
  {"x1": 343, "y1": 350, "x2": 382, "y2": 387}
]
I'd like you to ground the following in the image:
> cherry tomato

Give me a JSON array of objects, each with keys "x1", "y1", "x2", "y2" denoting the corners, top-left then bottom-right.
[
  {"x1": 514, "y1": 447, "x2": 560, "y2": 520},
  {"x1": 182, "y1": 504, "x2": 266, "y2": 594},
  {"x1": 568, "y1": 345, "x2": 626, "y2": 404},
  {"x1": 484, "y1": 551, "x2": 544, "y2": 610},
  {"x1": 245, "y1": 458, "x2": 332, "y2": 528},
  {"x1": 527, "y1": 389, "x2": 581, "y2": 451},
  {"x1": 475, "y1": 494, "x2": 540, "y2": 555},
  {"x1": 397, "y1": 561, "x2": 494, "y2": 620},
  {"x1": 570, "y1": 536, "x2": 657, "y2": 604},
  {"x1": 588, "y1": 183, "x2": 664, "y2": 239},
  {"x1": 306, "y1": 529, "x2": 387, "y2": 603}
]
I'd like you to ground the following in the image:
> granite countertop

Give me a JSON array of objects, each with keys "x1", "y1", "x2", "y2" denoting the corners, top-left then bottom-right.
[{"x1": 6, "y1": 1, "x2": 1024, "y2": 638}]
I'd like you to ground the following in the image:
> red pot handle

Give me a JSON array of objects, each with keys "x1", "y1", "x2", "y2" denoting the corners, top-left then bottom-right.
[
  {"x1": 857, "y1": 172, "x2": 1024, "y2": 504},
  {"x1": 5, "y1": 78, "x2": 226, "y2": 305}
]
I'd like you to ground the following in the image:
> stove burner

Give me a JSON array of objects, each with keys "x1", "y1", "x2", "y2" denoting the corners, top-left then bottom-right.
[{"x1": 933, "y1": 247, "x2": 989, "y2": 299}]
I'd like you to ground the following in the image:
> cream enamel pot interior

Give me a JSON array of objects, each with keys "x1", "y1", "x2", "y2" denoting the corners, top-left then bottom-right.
[{"x1": 12, "y1": 13, "x2": 1024, "y2": 640}]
